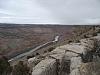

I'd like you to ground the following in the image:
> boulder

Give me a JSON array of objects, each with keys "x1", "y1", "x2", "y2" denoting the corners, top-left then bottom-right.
[
  {"x1": 28, "y1": 56, "x2": 45, "y2": 70},
  {"x1": 32, "y1": 58, "x2": 57, "y2": 75},
  {"x1": 80, "y1": 38, "x2": 99, "y2": 62},
  {"x1": 59, "y1": 43, "x2": 84, "y2": 60},
  {"x1": 49, "y1": 47, "x2": 68, "y2": 75},
  {"x1": 28, "y1": 57, "x2": 37, "y2": 68},
  {"x1": 70, "y1": 68, "x2": 81, "y2": 75},
  {"x1": 70, "y1": 57, "x2": 82, "y2": 71}
]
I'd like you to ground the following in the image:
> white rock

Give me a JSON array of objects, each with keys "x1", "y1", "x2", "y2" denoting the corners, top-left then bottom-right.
[
  {"x1": 32, "y1": 58, "x2": 57, "y2": 75},
  {"x1": 70, "y1": 68, "x2": 81, "y2": 75},
  {"x1": 70, "y1": 57, "x2": 82, "y2": 71}
]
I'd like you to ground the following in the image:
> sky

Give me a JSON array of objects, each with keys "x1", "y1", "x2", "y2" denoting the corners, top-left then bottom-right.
[{"x1": 0, "y1": 0, "x2": 100, "y2": 24}]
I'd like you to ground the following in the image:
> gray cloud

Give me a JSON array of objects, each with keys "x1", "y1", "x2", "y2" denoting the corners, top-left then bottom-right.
[{"x1": 0, "y1": 0, "x2": 100, "y2": 24}]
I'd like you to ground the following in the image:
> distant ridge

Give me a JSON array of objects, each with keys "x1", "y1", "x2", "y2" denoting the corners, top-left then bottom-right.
[
  {"x1": 0, "y1": 23, "x2": 99, "y2": 27},
  {"x1": 0, "y1": 23, "x2": 73, "y2": 28}
]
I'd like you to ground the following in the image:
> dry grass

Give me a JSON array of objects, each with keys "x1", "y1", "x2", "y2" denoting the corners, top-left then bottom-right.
[{"x1": 79, "y1": 62, "x2": 100, "y2": 75}]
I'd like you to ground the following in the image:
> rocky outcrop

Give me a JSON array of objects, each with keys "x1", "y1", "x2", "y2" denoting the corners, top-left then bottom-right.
[
  {"x1": 32, "y1": 58, "x2": 57, "y2": 75},
  {"x1": 70, "y1": 68, "x2": 81, "y2": 75},
  {"x1": 31, "y1": 35, "x2": 100, "y2": 75},
  {"x1": 28, "y1": 56, "x2": 45, "y2": 69},
  {"x1": 70, "y1": 57, "x2": 82, "y2": 72}
]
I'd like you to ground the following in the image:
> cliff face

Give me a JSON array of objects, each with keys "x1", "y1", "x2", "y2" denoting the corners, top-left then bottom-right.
[{"x1": 30, "y1": 35, "x2": 100, "y2": 75}]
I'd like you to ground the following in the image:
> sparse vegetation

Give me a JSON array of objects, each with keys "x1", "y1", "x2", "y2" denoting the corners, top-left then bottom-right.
[
  {"x1": 0, "y1": 55, "x2": 12, "y2": 75},
  {"x1": 36, "y1": 53, "x2": 40, "y2": 56},
  {"x1": 27, "y1": 55, "x2": 35, "y2": 59},
  {"x1": 12, "y1": 61, "x2": 30, "y2": 75},
  {"x1": 67, "y1": 40, "x2": 73, "y2": 43},
  {"x1": 48, "y1": 47, "x2": 55, "y2": 52},
  {"x1": 67, "y1": 26, "x2": 100, "y2": 44},
  {"x1": 80, "y1": 62, "x2": 100, "y2": 75}
]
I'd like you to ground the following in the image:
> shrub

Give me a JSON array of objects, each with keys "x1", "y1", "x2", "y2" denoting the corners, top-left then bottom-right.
[
  {"x1": 0, "y1": 55, "x2": 12, "y2": 75},
  {"x1": 48, "y1": 47, "x2": 55, "y2": 52},
  {"x1": 36, "y1": 53, "x2": 40, "y2": 56},
  {"x1": 92, "y1": 32, "x2": 97, "y2": 36},
  {"x1": 12, "y1": 61, "x2": 30, "y2": 75},
  {"x1": 67, "y1": 40, "x2": 73, "y2": 43},
  {"x1": 27, "y1": 55, "x2": 35, "y2": 59}
]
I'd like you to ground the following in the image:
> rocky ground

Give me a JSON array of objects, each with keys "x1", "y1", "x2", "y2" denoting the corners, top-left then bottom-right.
[
  {"x1": 0, "y1": 25, "x2": 100, "y2": 75},
  {"x1": 30, "y1": 35, "x2": 100, "y2": 75}
]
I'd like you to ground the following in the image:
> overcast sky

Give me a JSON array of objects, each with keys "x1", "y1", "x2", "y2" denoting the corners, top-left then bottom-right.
[{"x1": 0, "y1": 0, "x2": 100, "y2": 24}]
